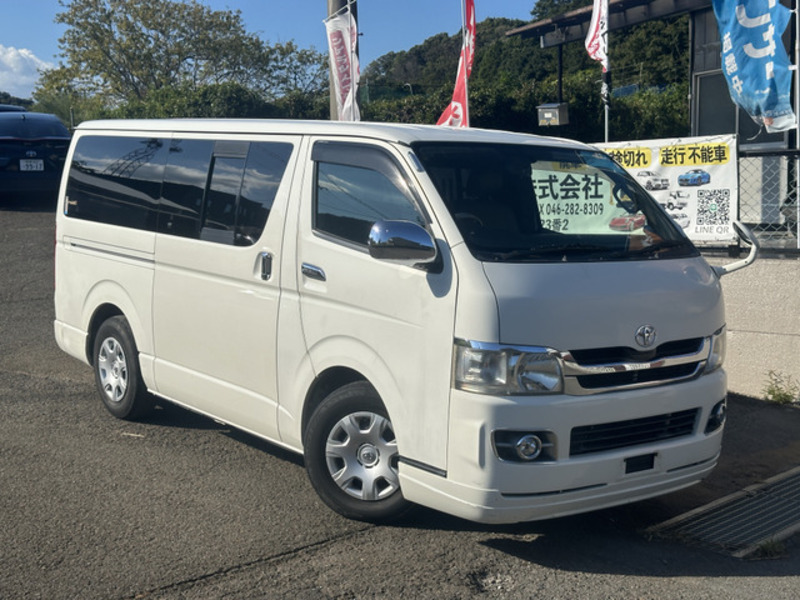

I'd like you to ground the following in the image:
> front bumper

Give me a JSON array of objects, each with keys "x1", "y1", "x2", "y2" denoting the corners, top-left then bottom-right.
[{"x1": 398, "y1": 371, "x2": 726, "y2": 523}]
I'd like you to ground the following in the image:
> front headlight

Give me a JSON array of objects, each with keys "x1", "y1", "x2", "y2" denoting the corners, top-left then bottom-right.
[
  {"x1": 453, "y1": 340, "x2": 563, "y2": 395},
  {"x1": 705, "y1": 326, "x2": 727, "y2": 374}
]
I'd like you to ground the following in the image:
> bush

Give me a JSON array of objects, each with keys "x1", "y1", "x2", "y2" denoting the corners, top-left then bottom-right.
[{"x1": 763, "y1": 370, "x2": 800, "y2": 405}]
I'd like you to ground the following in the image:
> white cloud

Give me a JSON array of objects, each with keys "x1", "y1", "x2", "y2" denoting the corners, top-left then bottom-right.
[{"x1": 0, "y1": 45, "x2": 55, "y2": 99}]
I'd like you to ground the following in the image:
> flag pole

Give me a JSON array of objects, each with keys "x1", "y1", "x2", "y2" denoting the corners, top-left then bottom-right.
[
  {"x1": 603, "y1": 0, "x2": 609, "y2": 142},
  {"x1": 604, "y1": 30, "x2": 609, "y2": 142},
  {"x1": 795, "y1": 0, "x2": 799, "y2": 246},
  {"x1": 461, "y1": 0, "x2": 469, "y2": 127},
  {"x1": 327, "y1": 0, "x2": 346, "y2": 120}
]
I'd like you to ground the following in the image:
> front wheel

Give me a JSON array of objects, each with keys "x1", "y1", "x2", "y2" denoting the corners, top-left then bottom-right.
[
  {"x1": 304, "y1": 382, "x2": 411, "y2": 522},
  {"x1": 92, "y1": 316, "x2": 153, "y2": 420}
]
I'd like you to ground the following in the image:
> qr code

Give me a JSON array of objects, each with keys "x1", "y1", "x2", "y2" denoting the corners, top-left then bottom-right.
[{"x1": 696, "y1": 189, "x2": 730, "y2": 226}]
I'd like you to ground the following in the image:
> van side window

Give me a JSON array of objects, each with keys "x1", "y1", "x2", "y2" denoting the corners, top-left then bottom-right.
[
  {"x1": 160, "y1": 139, "x2": 292, "y2": 245},
  {"x1": 236, "y1": 142, "x2": 293, "y2": 244},
  {"x1": 202, "y1": 155, "x2": 246, "y2": 244},
  {"x1": 65, "y1": 136, "x2": 167, "y2": 230},
  {"x1": 314, "y1": 158, "x2": 425, "y2": 246},
  {"x1": 160, "y1": 139, "x2": 214, "y2": 238}
]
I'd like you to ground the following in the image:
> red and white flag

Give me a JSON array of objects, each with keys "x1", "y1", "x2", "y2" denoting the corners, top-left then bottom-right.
[
  {"x1": 437, "y1": 0, "x2": 476, "y2": 128},
  {"x1": 585, "y1": 0, "x2": 608, "y2": 72},
  {"x1": 325, "y1": 4, "x2": 360, "y2": 121}
]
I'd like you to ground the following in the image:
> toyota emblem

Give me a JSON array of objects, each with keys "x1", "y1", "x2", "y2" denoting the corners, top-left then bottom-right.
[{"x1": 635, "y1": 325, "x2": 657, "y2": 348}]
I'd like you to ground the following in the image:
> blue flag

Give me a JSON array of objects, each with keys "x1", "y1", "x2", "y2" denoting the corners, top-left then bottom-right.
[{"x1": 712, "y1": 0, "x2": 796, "y2": 133}]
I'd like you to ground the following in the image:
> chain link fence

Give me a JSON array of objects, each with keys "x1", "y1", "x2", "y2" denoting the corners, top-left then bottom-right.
[{"x1": 737, "y1": 149, "x2": 799, "y2": 252}]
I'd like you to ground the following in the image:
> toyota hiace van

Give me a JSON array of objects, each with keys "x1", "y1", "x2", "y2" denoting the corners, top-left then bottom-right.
[{"x1": 54, "y1": 120, "x2": 756, "y2": 523}]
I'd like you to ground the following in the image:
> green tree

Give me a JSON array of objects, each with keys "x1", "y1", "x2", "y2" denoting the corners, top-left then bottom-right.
[
  {"x1": 37, "y1": 0, "x2": 328, "y2": 111},
  {"x1": 106, "y1": 82, "x2": 277, "y2": 119},
  {"x1": 530, "y1": 0, "x2": 589, "y2": 21},
  {"x1": 0, "y1": 92, "x2": 33, "y2": 109}
]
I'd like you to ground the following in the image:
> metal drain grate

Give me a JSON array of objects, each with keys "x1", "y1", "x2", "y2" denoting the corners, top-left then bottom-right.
[{"x1": 647, "y1": 466, "x2": 800, "y2": 558}]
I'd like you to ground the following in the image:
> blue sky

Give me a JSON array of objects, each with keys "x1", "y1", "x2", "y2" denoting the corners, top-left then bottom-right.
[{"x1": 0, "y1": 0, "x2": 536, "y2": 99}]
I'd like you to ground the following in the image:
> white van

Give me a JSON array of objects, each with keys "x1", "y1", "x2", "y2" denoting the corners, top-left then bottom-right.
[{"x1": 54, "y1": 119, "x2": 756, "y2": 524}]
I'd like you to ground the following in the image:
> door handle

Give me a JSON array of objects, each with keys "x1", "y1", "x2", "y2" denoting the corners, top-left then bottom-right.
[
  {"x1": 260, "y1": 252, "x2": 273, "y2": 281},
  {"x1": 301, "y1": 263, "x2": 326, "y2": 282}
]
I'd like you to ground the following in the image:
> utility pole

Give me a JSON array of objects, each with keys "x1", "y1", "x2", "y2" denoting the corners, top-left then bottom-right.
[{"x1": 326, "y1": 0, "x2": 358, "y2": 120}]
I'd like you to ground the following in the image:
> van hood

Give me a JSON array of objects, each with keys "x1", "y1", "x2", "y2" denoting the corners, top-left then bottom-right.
[{"x1": 482, "y1": 257, "x2": 723, "y2": 352}]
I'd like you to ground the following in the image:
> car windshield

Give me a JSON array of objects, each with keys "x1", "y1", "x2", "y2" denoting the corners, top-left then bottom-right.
[
  {"x1": 411, "y1": 142, "x2": 697, "y2": 263},
  {"x1": 0, "y1": 115, "x2": 70, "y2": 139}
]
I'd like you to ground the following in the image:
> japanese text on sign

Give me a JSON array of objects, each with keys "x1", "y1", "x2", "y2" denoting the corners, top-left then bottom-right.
[
  {"x1": 533, "y1": 172, "x2": 606, "y2": 201},
  {"x1": 606, "y1": 147, "x2": 652, "y2": 169},
  {"x1": 533, "y1": 169, "x2": 611, "y2": 233},
  {"x1": 659, "y1": 143, "x2": 730, "y2": 167}
]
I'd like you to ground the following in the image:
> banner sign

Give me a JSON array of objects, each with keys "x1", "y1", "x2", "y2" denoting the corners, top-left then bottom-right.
[
  {"x1": 437, "y1": 0, "x2": 476, "y2": 128},
  {"x1": 600, "y1": 135, "x2": 739, "y2": 242},
  {"x1": 712, "y1": 0, "x2": 796, "y2": 133},
  {"x1": 585, "y1": 0, "x2": 610, "y2": 109},
  {"x1": 325, "y1": 5, "x2": 360, "y2": 121},
  {"x1": 585, "y1": 0, "x2": 608, "y2": 72}
]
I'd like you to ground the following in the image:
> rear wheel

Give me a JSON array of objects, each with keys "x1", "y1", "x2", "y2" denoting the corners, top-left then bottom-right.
[
  {"x1": 92, "y1": 316, "x2": 153, "y2": 420},
  {"x1": 304, "y1": 381, "x2": 411, "y2": 522}
]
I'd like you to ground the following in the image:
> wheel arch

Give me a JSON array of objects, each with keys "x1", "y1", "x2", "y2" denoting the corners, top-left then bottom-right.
[
  {"x1": 301, "y1": 367, "x2": 371, "y2": 444},
  {"x1": 85, "y1": 303, "x2": 124, "y2": 365},
  {"x1": 81, "y1": 279, "x2": 152, "y2": 366}
]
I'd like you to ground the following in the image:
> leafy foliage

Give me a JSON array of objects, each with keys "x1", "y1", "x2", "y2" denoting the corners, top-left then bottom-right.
[
  {"x1": 22, "y1": 0, "x2": 692, "y2": 143},
  {"x1": 34, "y1": 0, "x2": 328, "y2": 122},
  {"x1": 530, "y1": 0, "x2": 591, "y2": 21},
  {"x1": 763, "y1": 370, "x2": 800, "y2": 405},
  {"x1": 361, "y1": 4, "x2": 691, "y2": 144},
  {"x1": 0, "y1": 91, "x2": 33, "y2": 109}
]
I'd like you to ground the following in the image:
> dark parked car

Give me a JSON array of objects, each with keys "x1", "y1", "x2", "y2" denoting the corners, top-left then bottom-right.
[
  {"x1": 0, "y1": 104, "x2": 28, "y2": 112},
  {"x1": 0, "y1": 112, "x2": 70, "y2": 200}
]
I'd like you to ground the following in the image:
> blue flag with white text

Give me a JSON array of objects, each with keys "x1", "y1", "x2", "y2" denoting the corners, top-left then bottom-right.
[{"x1": 712, "y1": 0, "x2": 796, "y2": 133}]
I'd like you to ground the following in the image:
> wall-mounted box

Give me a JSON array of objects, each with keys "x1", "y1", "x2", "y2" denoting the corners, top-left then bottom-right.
[{"x1": 537, "y1": 103, "x2": 569, "y2": 126}]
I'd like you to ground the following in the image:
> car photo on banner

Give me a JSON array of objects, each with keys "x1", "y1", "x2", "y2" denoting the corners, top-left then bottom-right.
[
  {"x1": 678, "y1": 169, "x2": 711, "y2": 186},
  {"x1": 663, "y1": 190, "x2": 690, "y2": 210},
  {"x1": 636, "y1": 170, "x2": 669, "y2": 190},
  {"x1": 608, "y1": 213, "x2": 646, "y2": 232},
  {"x1": 670, "y1": 212, "x2": 691, "y2": 229}
]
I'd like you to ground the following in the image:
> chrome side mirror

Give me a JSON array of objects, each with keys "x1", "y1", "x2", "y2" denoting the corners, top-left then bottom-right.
[
  {"x1": 368, "y1": 220, "x2": 437, "y2": 267},
  {"x1": 712, "y1": 221, "x2": 759, "y2": 277}
]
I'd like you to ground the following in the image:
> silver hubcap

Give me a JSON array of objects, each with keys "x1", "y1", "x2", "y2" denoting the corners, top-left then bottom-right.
[
  {"x1": 325, "y1": 411, "x2": 400, "y2": 501},
  {"x1": 97, "y1": 337, "x2": 128, "y2": 403}
]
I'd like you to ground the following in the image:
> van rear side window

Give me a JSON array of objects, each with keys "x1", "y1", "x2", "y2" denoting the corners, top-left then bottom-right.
[
  {"x1": 66, "y1": 136, "x2": 168, "y2": 231},
  {"x1": 66, "y1": 135, "x2": 293, "y2": 246}
]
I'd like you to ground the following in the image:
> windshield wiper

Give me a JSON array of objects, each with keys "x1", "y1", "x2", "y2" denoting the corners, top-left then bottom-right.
[
  {"x1": 632, "y1": 239, "x2": 690, "y2": 256},
  {"x1": 492, "y1": 243, "x2": 626, "y2": 261}
]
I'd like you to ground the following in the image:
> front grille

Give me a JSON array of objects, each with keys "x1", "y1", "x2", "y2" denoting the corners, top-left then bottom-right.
[
  {"x1": 576, "y1": 363, "x2": 700, "y2": 390},
  {"x1": 570, "y1": 408, "x2": 699, "y2": 456},
  {"x1": 561, "y1": 337, "x2": 710, "y2": 395},
  {"x1": 568, "y1": 338, "x2": 704, "y2": 365}
]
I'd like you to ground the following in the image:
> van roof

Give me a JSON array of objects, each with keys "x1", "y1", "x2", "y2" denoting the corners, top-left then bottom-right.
[{"x1": 75, "y1": 119, "x2": 590, "y2": 150}]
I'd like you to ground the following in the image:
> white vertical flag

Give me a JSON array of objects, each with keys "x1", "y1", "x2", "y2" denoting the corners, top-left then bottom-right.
[
  {"x1": 585, "y1": 0, "x2": 609, "y2": 72},
  {"x1": 325, "y1": 4, "x2": 360, "y2": 121},
  {"x1": 585, "y1": 0, "x2": 610, "y2": 141}
]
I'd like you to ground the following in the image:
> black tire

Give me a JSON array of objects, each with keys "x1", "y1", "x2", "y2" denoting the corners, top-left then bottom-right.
[
  {"x1": 304, "y1": 381, "x2": 411, "y2": 522},
  {"x1": 92, "y1": 316, "x2": 153, "y2": 420}
]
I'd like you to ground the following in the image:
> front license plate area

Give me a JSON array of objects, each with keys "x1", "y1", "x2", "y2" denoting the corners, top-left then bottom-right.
[
  {"x1": 625, "y1": 453, "x2": 656, "y2": 474},
  {"x1": 20, "y1": 159, "x2": 44, "y2": 172}
]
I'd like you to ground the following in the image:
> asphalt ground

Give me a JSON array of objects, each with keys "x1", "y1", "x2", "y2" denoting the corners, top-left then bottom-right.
[{"x1": 1, "y1": 197, "x2": 799, "y2": 599}]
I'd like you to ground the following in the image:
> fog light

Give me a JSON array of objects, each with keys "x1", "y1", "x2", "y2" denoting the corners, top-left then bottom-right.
[
  {"x1": 515, "y1": 434, "x2": 543, "y2": 461},
  {"x1": 705, "y1": 398, "x2": 727, "y2": 434}
]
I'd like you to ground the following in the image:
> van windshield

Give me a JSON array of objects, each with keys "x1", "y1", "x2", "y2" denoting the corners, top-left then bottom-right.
[{"x1": 411, "y1": 142, "x2": 697, "y2": 263}]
